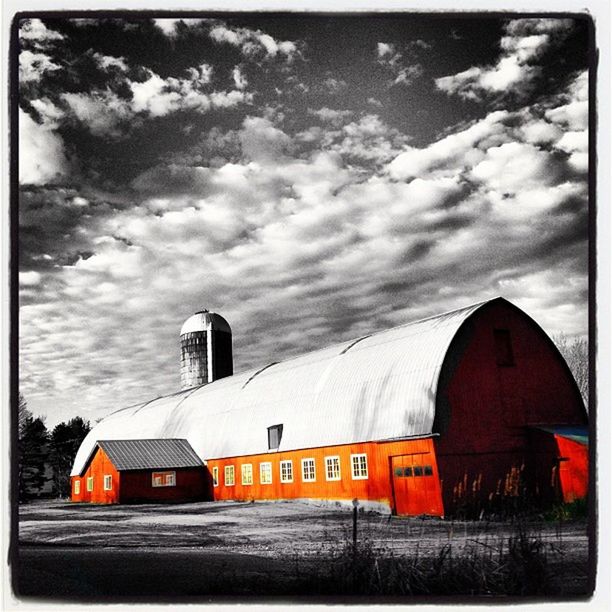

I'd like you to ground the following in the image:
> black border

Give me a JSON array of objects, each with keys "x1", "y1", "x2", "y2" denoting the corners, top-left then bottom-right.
[{"x1": 8, "y1": 9, "x2": 599, "y2": 605}]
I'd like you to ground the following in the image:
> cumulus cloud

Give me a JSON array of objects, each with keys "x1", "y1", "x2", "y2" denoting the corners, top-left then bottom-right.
[
  {"x1": 19, "y1": 108, "x2": 70, "y2": 184},
  {"x1": 153, "y1": 18, "x2": 208, "y2": 37},
  {"x1": 209, "y1": 23, "x2": 300, "y2": 61},
  {"x1": 376, "y1": 41, "x2": 424, "y2": 86},
  {"x1": 19, "y1": 18, "x2": 64, "y2": 47},
  {"x1": 436, "y1": 18, "x2": 575, "y2": 101},
  {"x1": 19, "y1": 50, "x2": 61, "y2": 83}
]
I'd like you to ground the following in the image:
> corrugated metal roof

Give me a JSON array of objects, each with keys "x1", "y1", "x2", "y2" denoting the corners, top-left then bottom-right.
[
  {"x1": 82, "y1": 439, "x2": 203, "y2": 474},
  {"x1": 71, "y1": 299, "x2": 494, "y2": 476},
  {"x1": 531, "y1": 425, "x2": 589, "y2": 446}
]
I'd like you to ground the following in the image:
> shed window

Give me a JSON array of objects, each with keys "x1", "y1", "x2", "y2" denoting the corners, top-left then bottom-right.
[
  {"x1": 225, "y1": 465, "x2": 235, "y2": 486},
  {"x1": 87, "y1": 476, "x2": 93, "y2": 492},
  {"x1": 494, "y1": 329, "x2": 514, "y2": 366},
  {"x1": 242, "y1": 464, "x2": 253, "y2": 485},
  {"x1": 280, "y1": 460, "x2": 293, "y2": 483},
  {"x1": 302, "y1": 458, "x2": 316, "y2": 482},
  {"x1": 268, "y1": 424, "x2": 283, "y2": 450},
  {"x1": 74, "y1": 480, "x2": 80, "y2": 494},
  {"x1": 325, "y1": 456, "x2": 341, "y2": 481},
  {"x1": 212, "y1": 466, "x2": 219, "y2": 487},
  {"x1": 103, "y1": 475, "x2": 112, "y2": 491},
  {"x1": 152, "y1": 471, "x2": 176, "y2": 487},
  {"x1": 351, "y1": 454, "x2": 368, "y2": 480},
  {"x1": 260, "y1": 462, "x2": 273, "y2": 484}
]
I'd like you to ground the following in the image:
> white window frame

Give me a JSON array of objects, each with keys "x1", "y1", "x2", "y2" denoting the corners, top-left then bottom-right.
[
  {"x1": 260, "y1": 462, "x2": 273, "y2": 485},
  {"x1": 212, "y1": 466, "x2": 219, "y2": 487},
  {"x1": 87, "y1": 476, "x2": 94, "y2": 492},
  {"x1": 301, "y1": 458, "x2": 316, "y2": 482},
  {"x1": 350, "y1": 454, "x2": 368, "y2": 480},
  {"x1": 74, "y1": 480, "x2": 80, "y2": 494},
  {"x1": 152, "y1": 471, "x2": 176, "y2": 487},
  {"x1": 103, "y1": 475, "x2": 113, "y2": 490},
  {"x1": 280, "y1": 460, "x2": 293, "y2": 483},
  {"x1": 325, "y1": 456, "x2": 341, "y2": 481},
  {"x1": 242, "y1": 463, "x2": 253, "y2": 485},
  {"x1": 225, "y1": 465, "x2": 235, "y2": 486}
]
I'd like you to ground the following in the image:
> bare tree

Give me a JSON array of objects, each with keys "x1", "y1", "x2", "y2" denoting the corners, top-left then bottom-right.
[{"x1": 553, "y1": 333, "x2": 589, "y2": 407}]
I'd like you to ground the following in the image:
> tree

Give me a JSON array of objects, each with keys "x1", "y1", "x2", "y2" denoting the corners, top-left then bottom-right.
[
  {"x1": 554, "y1": 333, "x2": 589, "y2": 408},
  {"x1": 18, "y1": 392, "x2": 33, "y2": 438},
  {"x1": 49, "y1": 417, "x2": 91, "y2": 497},
  {"x1": 18, "y1": 414, "x2": 49, "y2": 501}
]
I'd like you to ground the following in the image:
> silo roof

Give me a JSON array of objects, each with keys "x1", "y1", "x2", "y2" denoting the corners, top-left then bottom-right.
[
  {"x1": 180, "y1": 311, "x2": 231, "y2": 335},
  {"x1": 71, "y1": 298, "x2": 497, "y2": 476}
]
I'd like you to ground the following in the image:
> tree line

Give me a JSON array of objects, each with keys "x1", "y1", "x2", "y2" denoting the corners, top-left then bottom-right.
[{"x1": 18, "y1": 393, "x2": 91, "y2": 502}]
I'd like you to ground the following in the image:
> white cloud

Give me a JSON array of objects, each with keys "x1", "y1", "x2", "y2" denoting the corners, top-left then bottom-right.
[
  {"x1": 19, "y1": 18, "x2": 64, "y2": 46},
  {"x1": 232, "y1": 66, "x2": 248, "y2": 90},
  {"x1": 209, "y1": 23, "x2": 299, "y2": 61},
  {"x1": 239, "y1": 116, "x2": 292, "y2": 162},
  {"x1": 377, "y1": 42, "x2": 396, "y2": 59},
  {"x1": 62, "y1": 90, "x2": 133, "y2": 136},
  {"x1": 19, "y1": 108, "x2": 69, "y2": 184},
  {"x1": 436, "y1": 18, "x2": 575, "y2": 101},
  {"x1": 20, "y1": 271, "x2": 42, "y2": 287},
  {"x1": 19, "y1": 50, "x2": 61, "y2": 83},
  {"x1": 93, "y1": 52, "x2": 129, "y2": 72},
  {"x1": 153, "y1": 18, "x2": 208, "y2": 37},
  {"x1": 308, "y1": 107, "x2": 353, "y2": 127}
]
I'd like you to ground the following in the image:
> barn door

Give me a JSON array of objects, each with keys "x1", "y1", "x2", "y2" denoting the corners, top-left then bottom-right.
[{"x1": 391, "y1": 453, "x2": 443, "y2": 516}]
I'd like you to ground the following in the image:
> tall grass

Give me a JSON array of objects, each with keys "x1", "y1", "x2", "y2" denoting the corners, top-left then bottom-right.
[{"x1": 294, "y1": 520, "x2": 555, "y2": 596}]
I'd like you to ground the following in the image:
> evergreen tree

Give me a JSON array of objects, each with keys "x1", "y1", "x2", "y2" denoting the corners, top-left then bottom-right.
[
  {"x1": 49, "y1": 417, "x2": 91, "y2": 497},
  {"x1": 18, "y1": 415, "x2": 49, "y2": 501}
]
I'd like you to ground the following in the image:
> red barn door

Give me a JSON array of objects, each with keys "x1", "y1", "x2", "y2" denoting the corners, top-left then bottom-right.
[{"x1": 391, "y1": 453, "x2": 443, "y2": 516}]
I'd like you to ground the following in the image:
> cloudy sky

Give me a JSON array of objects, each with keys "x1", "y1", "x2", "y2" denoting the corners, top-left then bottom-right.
[{"x1": 17, "y1": 13, "x2": 590, "y2": 428}]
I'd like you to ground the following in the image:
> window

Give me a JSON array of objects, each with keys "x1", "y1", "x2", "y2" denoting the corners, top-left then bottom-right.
[
  {"x1": 351, "y1": 454, "x2": 368, "y2": 480},
  {"x1": 325, "y1": 456, "x2": 341, "y2": 481},
  {"x1": 74, "y1": 480, "x2": 80, "y2": 494},
  {"x1": 212, "y1": 466, "x2": 219, "y2": 487},
  {"x1": 152, "y1": 471, "x2": 176, "y2": 487},
  {"x1": 225, "y1": 465, "x2": 235, "y2": 486},
  {"x1": 280, "y1": 460, "x2": 293, "y2": 483},
  {"x1": 242, "y1": 464, "x2": 253, "y2": 485},
  {"x1": 302, "y1": 458, "x2": 316, "y2": 482},
  {"x1": 87, "y1": 476, "x2": 94, "y2": 492},
  {"x1": 103, "y1": 475, "x2": 112, "y2": 491},
  {"x1": 494, "y1": 329, "x2": 514, "y2": 366},
  {"x1": 260, "y1": 462, "x2": 273, "y2": 484},
  {"x1": 268, "y1": 424, "x2": 283, "y2": 450},
  {"x1": 424, "y1": 465, "x2": 433, "y2": 476},
  {"x1": 413, "y1": 466, "x2": 424, "y2": 477}
]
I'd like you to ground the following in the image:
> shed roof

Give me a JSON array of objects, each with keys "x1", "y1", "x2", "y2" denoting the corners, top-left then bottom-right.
[
  {"x1": 531, "y1": 425, "x2": 589, "y2": 446},
  {"x1": 80, "y1": 439, "x2": 203, "y2": 475},
  {"x1": 71, "y1": 298, "x2": 500, "y2": 476}
]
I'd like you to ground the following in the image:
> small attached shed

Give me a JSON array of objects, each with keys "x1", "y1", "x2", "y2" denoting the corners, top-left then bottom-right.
[{"x1": 71, "y1": 439, "x2": 208, "y2": 504}]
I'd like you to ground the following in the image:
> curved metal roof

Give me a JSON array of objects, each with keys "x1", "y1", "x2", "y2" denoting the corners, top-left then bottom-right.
[{"x1": 71, "y1": 298, "x2": 494, "y2": 476}]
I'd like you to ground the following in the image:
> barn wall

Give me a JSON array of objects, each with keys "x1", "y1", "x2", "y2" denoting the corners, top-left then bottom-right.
[
  {"x1": 435, "y1": 301, "x2": 587, "y2": 513},
  {"x1": 119, "y1": 467, "x2": 208, "y2": 503},
  {"x1": 555, "y1": 436, "x2": 588, "y2": 502},
  {"x1": 70, "y1": 447, "x2": 120, "y2": 504},
  {"x1": 206, "y1": 438, "x2": 443, "y2": 516}
]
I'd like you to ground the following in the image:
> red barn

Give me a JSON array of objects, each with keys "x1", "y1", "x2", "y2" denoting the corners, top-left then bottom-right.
[
  {"x1": 71, "y1": 297, "x2": 588, "y2": 515},
  {"x1": 71, "y1": 439, "x2": 207, "y2": 504}
]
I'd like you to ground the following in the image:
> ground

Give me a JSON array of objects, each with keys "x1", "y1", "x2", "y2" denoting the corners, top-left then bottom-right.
[{"x1": 14, "y1": 499, "x2": 592, "y2": 600}]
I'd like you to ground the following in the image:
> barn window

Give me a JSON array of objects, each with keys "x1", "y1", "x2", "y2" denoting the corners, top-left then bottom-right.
[
  {"x1": 260, "y1": 462, "x2": 273, "y2": 484},
  {"x1": 103, "y1": 475, "x2": 112, "y2": 491},
  {"x1": 225, "y1": 465, "x2": 235, "y2": 486},
  {"x1": 325, "y1": 456, "x2": 341, "y2": 481},
  {"x1": 302, "y1": 458, "x2": 316, "y2": 482},
  {"x1": 87, "y1": 476, "x2": 94, "y2": 491},
  {"x1": 494, "y1": 329, "x2": 515, "y2": 366},
  {"x1": 413, "y1": 466, "x2": 424, "y2": 477},
  {"x1": 242, "y1": 464, "x2": 253, "y2": 485},
  {"x1": 280, "y1": 460, "x2": 293, "y2": 483},
  {"x1": 424, "y1": 465, "x2": 433, "y2": 476},
  {"x1": 351, "y1": 454, "x2": 368, "y2": 480},
  {"x1": 404, "y1": 467, "x2": 413, "y2": 477},
  {"x1": 74, "y1": 480, "x2": 80, "y2": 494},
  {"x1": 268, "y1": 424, "x2": 283, "y2": 450},
  {"x1": 212, "y1": 466, "x2": 219, "y2": 487},
  {"x1": 152, "y1": 471, "x2": 176, "y2": 487}
]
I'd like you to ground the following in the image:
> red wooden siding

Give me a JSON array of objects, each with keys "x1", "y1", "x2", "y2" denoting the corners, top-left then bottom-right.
[
  {"x1": 206, "y1": 438, "x2": 444, "y2": 516},
  {"x1": 70, "y1": 446, "x2": 209, "y2": 504},
  {"x1": 435, "y1": 301, "x2": 587, "y2": 513},
  {"x1": 555, "y1": 436, "x2": 588, "y2": 503}
]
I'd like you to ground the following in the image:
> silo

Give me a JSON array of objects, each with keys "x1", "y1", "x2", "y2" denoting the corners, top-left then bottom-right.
[{"x1": 180, "y1": 310, "x2": 233, "y2": 389}]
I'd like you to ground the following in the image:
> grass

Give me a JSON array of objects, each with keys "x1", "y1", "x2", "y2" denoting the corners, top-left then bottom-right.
[{"x1": 292, "y1": 520, "x2": 557, "y2": 596}]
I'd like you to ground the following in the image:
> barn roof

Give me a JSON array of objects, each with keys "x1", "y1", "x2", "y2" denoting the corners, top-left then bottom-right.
[
  {"x1": 79, "y1": 439, "x2": 203, "y2": 475},
  {"x1": 71, "y1": 298, "x2": 499, "y2": 476}
]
